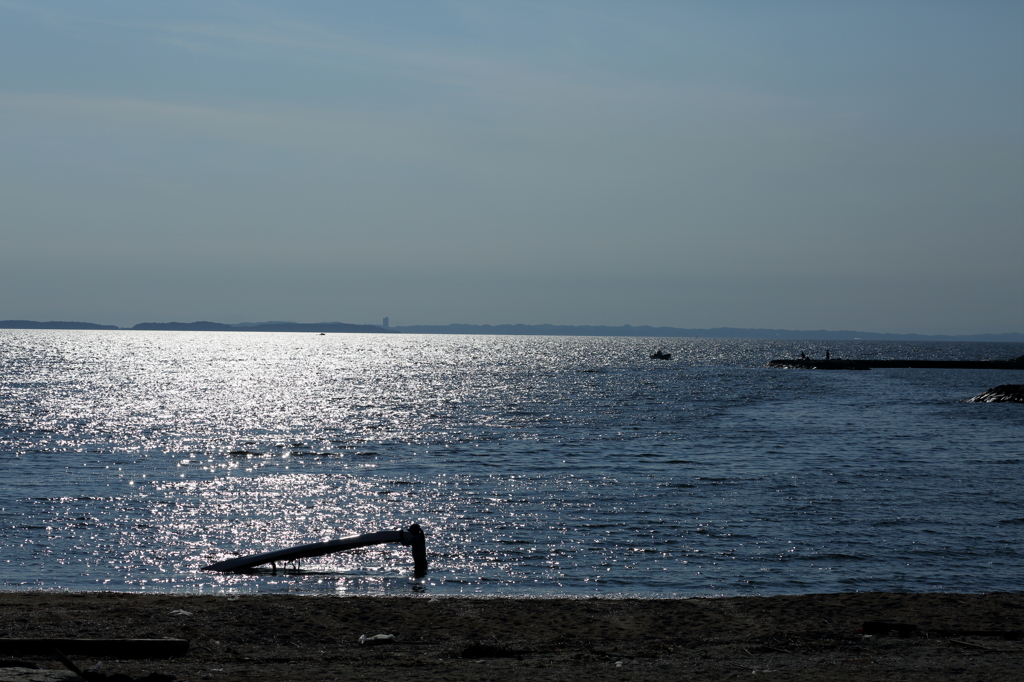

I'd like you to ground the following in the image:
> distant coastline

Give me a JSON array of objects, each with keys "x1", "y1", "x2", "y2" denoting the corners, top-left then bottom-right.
[
  {"x1": 0, "y1": 319, "x2": 120, "y2": 330},
  {"x1": 131, "y1": 321, "x2": 393, "y2": 334},
  {"x1": 2, "y1": 319, "x2": 1022, "y2": 342},
  {"x1": 392, "y1": 323, "x2": 1024, "y2": 343}
]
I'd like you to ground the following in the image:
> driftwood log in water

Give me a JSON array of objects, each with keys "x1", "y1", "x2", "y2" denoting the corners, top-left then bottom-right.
[{"x1": 202, "y1": 525, "x2": 427, "y2": 574}]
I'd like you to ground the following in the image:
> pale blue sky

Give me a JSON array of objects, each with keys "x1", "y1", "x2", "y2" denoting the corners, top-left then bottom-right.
[{"x1": 2, "y1": 1, "x2": 1022, "y2": 334}]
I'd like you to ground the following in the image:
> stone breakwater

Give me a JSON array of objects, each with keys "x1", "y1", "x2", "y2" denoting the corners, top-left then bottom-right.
[
  {"x1": 968, "y1": 384, "x2": 1024, "y2": 403},
  {"x1": 769, "y1": 356, "x2": 1024, "y2": 370}
]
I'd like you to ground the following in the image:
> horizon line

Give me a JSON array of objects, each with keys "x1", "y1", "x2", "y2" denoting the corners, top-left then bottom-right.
[{"x1": 1, "y1": 318, "x2": 1022, "y2": 342}]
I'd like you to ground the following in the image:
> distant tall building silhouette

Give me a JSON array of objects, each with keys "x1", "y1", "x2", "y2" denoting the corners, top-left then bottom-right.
[{"x1": 383, "y1": 317, "x2": 389, "y2": 329}]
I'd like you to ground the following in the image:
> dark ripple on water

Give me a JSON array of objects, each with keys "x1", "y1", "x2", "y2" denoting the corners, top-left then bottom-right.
[{"x1": 1, "y1": 331, "x2": 1022, "y2": 595}]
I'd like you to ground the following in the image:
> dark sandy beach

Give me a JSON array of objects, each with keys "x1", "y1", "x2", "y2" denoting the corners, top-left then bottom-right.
[{"x1": 2, "y1": 592, "x2": 1023, "y2": 680}]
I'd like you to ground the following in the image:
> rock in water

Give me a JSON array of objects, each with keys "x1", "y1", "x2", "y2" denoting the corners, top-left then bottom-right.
[{"x1": 968, "y1": 384, "x2": 1024, "y2": 403}]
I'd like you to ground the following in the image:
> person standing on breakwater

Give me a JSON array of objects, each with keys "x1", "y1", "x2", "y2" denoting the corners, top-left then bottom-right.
[{"x1": 825, "y1": 350, "x2": 830, "y2": 360}]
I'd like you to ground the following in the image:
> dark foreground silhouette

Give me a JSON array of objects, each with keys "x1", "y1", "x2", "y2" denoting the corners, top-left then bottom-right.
[{"x1": 2, "y1": 592, "x2": 1022, "y2": 681}]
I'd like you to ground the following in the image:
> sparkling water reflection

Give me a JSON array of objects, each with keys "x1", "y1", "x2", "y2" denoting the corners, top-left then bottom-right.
[{"x1": 1, "y1": 331, "x2": 1022, "y2": 595}]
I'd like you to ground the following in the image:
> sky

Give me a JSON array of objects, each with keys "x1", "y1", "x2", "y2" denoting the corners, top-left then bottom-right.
[{"x1": 1, "y1": 1, "x2": 1022, "y2": 334}]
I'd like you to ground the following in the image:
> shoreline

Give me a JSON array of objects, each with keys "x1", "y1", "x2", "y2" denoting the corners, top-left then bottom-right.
[{"x1": 2, "y1": 591, "x2": 1022, "y2": 681}]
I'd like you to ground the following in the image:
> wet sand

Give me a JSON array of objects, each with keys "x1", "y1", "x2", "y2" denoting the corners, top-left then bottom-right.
[{"x1": 2, "y1": 591, "x2": 1023, "y2": 681}]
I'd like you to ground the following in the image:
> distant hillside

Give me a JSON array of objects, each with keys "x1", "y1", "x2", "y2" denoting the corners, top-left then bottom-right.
[
  {"x1": 131, "y1": 321, "x2": 394, "y2": 333},
  {"x1": 0, "y1": 320, "x2": 119, "y2": 330},
  {"x1": 393, "y1": 323, "x2": 1024, "y2": 342},
  {"x1": 0, "y1": 320, "x2": 392, "y2": 333},
  {"x1": 2, "y1": 319, "x2": 1021, "y2": 341}
]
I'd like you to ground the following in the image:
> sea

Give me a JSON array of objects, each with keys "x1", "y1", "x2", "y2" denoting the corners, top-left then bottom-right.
[{"x1": 2, "y1": 330, "x2": 1022, "y2": 597}]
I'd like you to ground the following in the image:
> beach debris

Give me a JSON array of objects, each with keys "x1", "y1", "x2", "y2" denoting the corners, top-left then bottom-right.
[
  {"x1": 168, "y1": 610, "x2": 192, "y2": 617},
  {"x1": 0, "y1": 640, "x2": 188, "y2": 659},
  {"x1": 81, "y1": 673, "x2": 175, "y2": 682},
  {"x1": 358, "y1": 634, "x2": 396, "y2": 646},
  {"x1": 859, "y1": 622, "x2": 1022, "y2": 640},
  {"x1": 861, "y1": 622, "x2": 917, "y2": 638},
  {"x1": 0, "y1": 669, "x2": 84, "y2": 682},
  {"x1": 459, "y1": 642, "x2": 529, "y2": 659},
  {"x1": 48, "y1": 648, "x2": 83, "y2": 679},
  {"x1": 0, "y1": 656, "x2": 176, "y2": 682},
  {"x1": 948, "y1": 639, "x2": 999, "y2": 651}
]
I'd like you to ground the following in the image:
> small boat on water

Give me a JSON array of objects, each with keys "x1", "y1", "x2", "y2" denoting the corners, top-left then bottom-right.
[{"x1": 650, "y1": 350, "x2": 671, "y2": 360}]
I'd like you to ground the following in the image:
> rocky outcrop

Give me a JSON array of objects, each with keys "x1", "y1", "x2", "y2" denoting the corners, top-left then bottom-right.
[{"x1": 968, "y1": 384, "x2": 1024, "y2": 403}]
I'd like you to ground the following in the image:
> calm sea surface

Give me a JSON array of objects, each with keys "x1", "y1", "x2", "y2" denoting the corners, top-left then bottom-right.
[{"x1": 1, "y1": 331, "x2": 1022, "y2": 596}]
